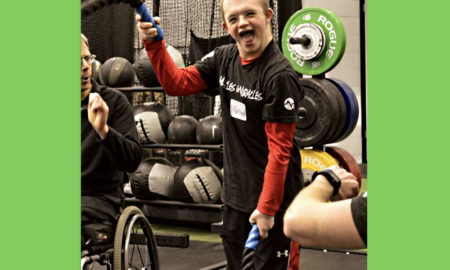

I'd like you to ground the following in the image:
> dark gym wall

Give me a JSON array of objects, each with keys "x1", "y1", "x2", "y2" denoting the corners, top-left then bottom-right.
[{"x1": 81, "y1": 2, "x2": 135, "y2": 63}]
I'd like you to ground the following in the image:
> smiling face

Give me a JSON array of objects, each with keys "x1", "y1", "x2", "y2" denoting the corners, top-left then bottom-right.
[
  {"x1": 221, "y1": 0, "x2": 273, "y2": 60},
  {"x1": 81, "y1": 39, "x2": 92, "y2": 100}
]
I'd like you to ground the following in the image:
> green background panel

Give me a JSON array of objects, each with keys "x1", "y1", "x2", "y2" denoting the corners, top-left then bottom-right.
[
  {"x1": 368, "y1": 0, "x2": 450, "y2": 269},
  {"x1": 0, "y1": 1, "x2": 80, "y2": 269},
  {"x1": 1, "y1": 1, "x2": 449, "y2": 269}
]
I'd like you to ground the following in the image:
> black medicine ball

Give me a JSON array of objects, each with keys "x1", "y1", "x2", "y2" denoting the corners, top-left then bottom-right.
[
  {"x1": 168, "y1": 115, "x2": 199, "y2": 144},
  {"x1": 172, "y1": 158, "x2": 222, "y2": 203},
  {"x1": 99, "y1": 57, "x2": 135, "y2": 87},
  {"x1": 133, "y1": 103, "x2": 174, "y2": 144},
  {"x1": 134, "y1": 45, "x2": 185, "y2": 87},
  {"x1": 130, "y1": 157, "x2": 176, "y2": 200},
  {"x1": 91, "y1": 59, "x2": 102, "y2": 82},
  {"x1": 196, "y1": 115, "x2": 223, "y2": 144}
]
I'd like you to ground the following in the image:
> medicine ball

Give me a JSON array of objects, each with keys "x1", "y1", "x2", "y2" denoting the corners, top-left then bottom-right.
[
  {"x1": 167, "y1": 44, "x2": 185, "y2": 68},
  {"x1": 134, "y1": 103, "x2": 174, "y2": 144},
  {"x1": 130, "y1": 157, "x2": 177, "y2": 200},
  {"x1": 99, "y1": 57, "x2": 135, "y2": 87},
  {"x1": 196, "y1": 115, "x2": 223, "y2": 144},
  {"x1": 172, "y1": 158, "x2": 223, "y2": 203},
  {"x1": 167, "y1": 115, "x2": 199, "y2": 144},
  {"x1": 91, "y1": 59, "x2": 102, "y2": 82},
  {"x1": 134, "y1": 44, "x2": 185, "y2": 87}
]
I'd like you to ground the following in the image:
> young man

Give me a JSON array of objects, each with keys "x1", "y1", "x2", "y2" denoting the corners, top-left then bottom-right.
[
  {"x1": 81, "y1": 34, "x2": 142, "y2": 246},
  {"x1": 284, "y1": 166, "x2": 366, "y2": 249},
  {"x1": 137, "y1": 0, "x2": 304, "y2": 268}
]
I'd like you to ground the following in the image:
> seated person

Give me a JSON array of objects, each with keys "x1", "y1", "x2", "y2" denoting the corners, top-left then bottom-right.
[
  {"x1": 283, "y1": 165, "x2": 366, "y2": 250},
  {"x1": 81, "y1": 33, "x2": 142, "y2": 248}
]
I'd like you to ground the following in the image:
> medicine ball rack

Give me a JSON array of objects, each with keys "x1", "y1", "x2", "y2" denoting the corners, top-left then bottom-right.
[
  {"x1": 116, "y1": 86, "x2": 225, "y2": 231},
  {"x1": 125, "y1": 143, "x2": 224, "y2": 232},
  {"x1": 142, "y1": 143, "x2": 223, "y2": 164}
]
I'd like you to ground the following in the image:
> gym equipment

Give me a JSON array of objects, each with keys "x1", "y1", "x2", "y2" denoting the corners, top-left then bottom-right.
[
  {"x1": 91, "y1": 59, "x2": 102, "y2": 82},
  {"x1": 295, "y1": 78, "x2": 345, "y2": 147},
  {"x1": 196, "y1": 115, "x2": 223, "y2": 144},
  {"x1": 241, "y1": 224, "x2": 260, "y2": 270},
  {"x1": 326, "y1": 78, "x2": 360, "y2": 142},
  {"x1": 172, "y1": 158, "x2": 222, "y2": 203},
  {"x1": 300, "y1": 149, "x2": 339, "y2": 184},
  {"x1": 167, "y1": 44, "x2": 185, "y2": 68},
  {"x1": 167, "y1": 115, "x2": 199, "y2": 144},
  {"x1": 134, "y1": 49, "x2": 159, "y2": 87},
  {"x1": 134, "y1": 103, "x2": 174, "y2": 144},
  {"x1": 99, "y1": 57, "x2": 135, "y2": 87},
  {"x1": 282, "y1": 7, "x2": 346, "y2": 75},
  {"x1": 130, "y1": 157, "x2": 176, "y2": 200},
  {"x1": 134, "y1": 44, "x2": 185, "y2": 87},
  {"x1": 325, "y1": 146, "x2": 362, "y2": 186}
]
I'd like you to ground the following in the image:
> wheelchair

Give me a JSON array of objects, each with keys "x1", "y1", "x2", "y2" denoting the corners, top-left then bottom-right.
[{"x1": 81, "y1": 206, "x2": 160, "y2": 270}]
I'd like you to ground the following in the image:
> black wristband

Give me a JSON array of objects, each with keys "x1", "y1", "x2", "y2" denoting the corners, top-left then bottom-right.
[{"x1": 311, "y1": 169, "x2": 341, "y2": 196}]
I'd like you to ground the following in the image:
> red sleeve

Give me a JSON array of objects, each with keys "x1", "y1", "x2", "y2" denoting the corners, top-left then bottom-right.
[
  {"x1": 143, "y1": 40, "x2": 208, "y2": 95},
  {"x1": 257, "y1": 122, "x2": 296, "y2": 216}
]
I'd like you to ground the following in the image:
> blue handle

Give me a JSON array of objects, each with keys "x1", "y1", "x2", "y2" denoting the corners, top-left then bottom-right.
[
  {"x1": 244, "y1": 224, "x2": 260, "y2": 250},
  {"x1": 136, "y1": 3, "x2": 164, "y2": 41}
]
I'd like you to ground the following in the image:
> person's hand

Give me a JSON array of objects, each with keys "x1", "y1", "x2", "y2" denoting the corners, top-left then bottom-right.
[
  {"x1": 249, "y1": 209, "x2": 274, "y2": 239},
  {"x1": 136, "y1": 14, "x2": 162, "y2": 42},
  {"x1": 88, "y1": 93, "x2": 109, "y2": 139},
  {"x1": 329, "y1": 165, "x2": 360, "y2": 201}
]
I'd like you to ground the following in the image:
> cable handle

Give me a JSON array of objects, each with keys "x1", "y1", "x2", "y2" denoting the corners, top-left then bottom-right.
[
  {"x1": 136, "y1": 3, "x2": 164, "y2": 40},
  {"x1": 245, "y1": 224, "x2": 260, "y2": 250}
]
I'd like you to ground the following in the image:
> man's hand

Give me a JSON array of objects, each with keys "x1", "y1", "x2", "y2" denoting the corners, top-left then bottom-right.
[
  {"x1": 249, "y1": 209, "x2": 274, "y2": 239},
  {"x1": 88, "y1": 93, "x2": 109, "y2": 140},
  {"x1": 329, "y1": 165, "x2": 360, "y2": 201},
  {"x1": 136, "y1": 14, "x2": 162, "y2": 42}
]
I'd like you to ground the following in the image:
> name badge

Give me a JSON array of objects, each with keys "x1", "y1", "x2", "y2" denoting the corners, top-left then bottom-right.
[{"x1": 230, "y1": 99, "x2": 246, "y2": 121}]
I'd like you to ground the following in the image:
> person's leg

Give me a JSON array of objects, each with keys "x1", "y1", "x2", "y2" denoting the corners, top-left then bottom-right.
[
  {"x1": 254, "y1": 215, "x2": 292, "y2": 270},
  {"x1": 221, "y1": 205, "x2": 251, "y2": 270},
  {"x1": 81, "y1": 194, "x2": 122, "y2": 250}
]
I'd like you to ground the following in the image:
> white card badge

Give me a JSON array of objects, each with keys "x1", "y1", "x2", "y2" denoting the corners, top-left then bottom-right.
[{"x1": 230, "y1": 99, "x2": 247, "y2": 121}]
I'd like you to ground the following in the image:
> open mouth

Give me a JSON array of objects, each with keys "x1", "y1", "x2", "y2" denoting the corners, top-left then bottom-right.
[{"x1": 239, "y1": 30, "x2": 255, "y2": 43}]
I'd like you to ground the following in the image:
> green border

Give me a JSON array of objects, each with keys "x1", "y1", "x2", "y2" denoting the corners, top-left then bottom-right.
[
  {"x1": 368, "y1": 1, "x2": 450, "y2": 269},
  {"x1": 0, "y1": 2, "x2": 80, "y2": 269}
]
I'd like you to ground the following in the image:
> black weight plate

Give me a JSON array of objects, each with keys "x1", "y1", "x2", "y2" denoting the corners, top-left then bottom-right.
[
  {"x1": 323, "y1": 79, "x2": 347, "y2": 144},
  {"x1": 295, "y1": 78, "x2": 341, "y2": 147},
  {"x1": 326, "y1": 78, "x2": 359, "y2": 142}
]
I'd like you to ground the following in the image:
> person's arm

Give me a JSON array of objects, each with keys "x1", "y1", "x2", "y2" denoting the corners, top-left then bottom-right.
[
  {"x1": 283, "y1": 168, "x2": 364, "y2": 249},
  {"x1": 143, "y1": 40, "x2": 208, "y2": 96},
  {"x1": 137, "y1": 16, "x2": 209, "y2": 96},
  {"x1": 249, "y1": 121, "x2": 296, "y2": 238},
  {"x1": 89, "y1": 92, "x2": 142, "y2": 173}
]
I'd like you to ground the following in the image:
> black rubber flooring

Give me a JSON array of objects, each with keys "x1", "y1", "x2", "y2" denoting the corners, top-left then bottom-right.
[{"x1": 89, "y1": 241, "x2": 366, "y2": 270}]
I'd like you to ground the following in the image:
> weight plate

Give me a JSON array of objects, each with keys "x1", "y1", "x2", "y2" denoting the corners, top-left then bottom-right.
[
  {"x1": 282, "y1": 7, "x2": 346, "y2": 75},
  {"x1": 322, "y1": 79, "x2": 347, "y2": 145},
  {"x1": 288, "y1": 23, "x2": 325, "y2": 60},
  {"x1": 300, "y1": 149, "x2": 339, "y2": 184},
  {"x1": 326, "y1": 78, "x2": 359, "y2": 142},
  {"x1": 295, "y1": 79, "x2": 340, "y2": 147},
  {"x1": 325, "y1": 146, "x2": 361, "y2": 186}
]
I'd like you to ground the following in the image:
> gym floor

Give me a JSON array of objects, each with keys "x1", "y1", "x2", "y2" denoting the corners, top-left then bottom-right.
[
  {"x1": 149, "y1": 177, "x2": 368, "y2": 270},
  {"x1": 90, "y1": 177, "x2": 367, "y2": 270}
]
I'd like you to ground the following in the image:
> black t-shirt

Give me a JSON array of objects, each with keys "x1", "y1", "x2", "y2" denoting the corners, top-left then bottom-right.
[
  {"x1": 195, "y1": 41, "x2": 304, "y2": 213},
  {"x1": 351, "y1": 193, "x2": 367, "y2": 246}
]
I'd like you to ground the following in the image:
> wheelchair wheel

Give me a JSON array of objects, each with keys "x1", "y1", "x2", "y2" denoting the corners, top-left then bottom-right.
[{"x1": 113, "y1": 206, "x2": 160, "y2": 270}]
